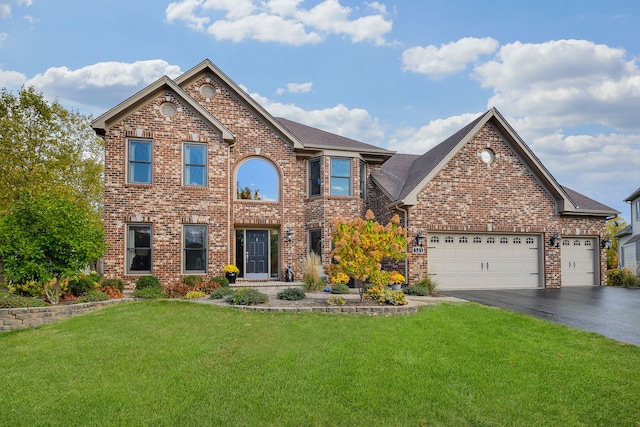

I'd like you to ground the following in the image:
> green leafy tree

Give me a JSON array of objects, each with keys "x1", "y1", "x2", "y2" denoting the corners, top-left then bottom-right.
[
  {"x1": 330, "y1": 210, "x2": 407, "y2": 300},
  {"x1": 0, "y1": 86, "x2": 104, "y2": 215},
  {"x1": 0, "y1": 192, "x2": 106, "y2": 303},
  {"x1": 606, "y1": 215, "x2": 628, "y2": 269}
]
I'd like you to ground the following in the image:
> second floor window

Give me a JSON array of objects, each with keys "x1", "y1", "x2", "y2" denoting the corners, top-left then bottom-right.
[
  {"x1": 184, "y1": 143, "x2": 207, "y2": 186},
  {"x1": 309, "y1": 158, "x2": 321, "y2": 197},
  {"x1": 330, "y1": 158, "x2": 351, "y2": 196},
  {"x1": 128, "y1": 139, "x2": 152, "y2": 184}
]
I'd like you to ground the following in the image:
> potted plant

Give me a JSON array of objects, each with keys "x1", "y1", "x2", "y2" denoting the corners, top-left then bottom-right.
[
  {"x1": 389, "y1": 271, "x2": 405, "y2": 290},
  {"x1": 222, "y1": 264, "x2": 240, "y2": 284}
]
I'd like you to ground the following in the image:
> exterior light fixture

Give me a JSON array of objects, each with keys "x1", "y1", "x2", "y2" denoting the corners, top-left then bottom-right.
[
  {"x1": 285, "y1": 229, "x2": 294, "y2": 242},
  {"x1": 601, "y1": 237, "x2": 612, "y2": 249},
  {"x1": 549, "y1": 232, "x2": 562, "y2": 247},
  {"x1": 415, "y1": 230, "x2": 425, "y2": 247}
]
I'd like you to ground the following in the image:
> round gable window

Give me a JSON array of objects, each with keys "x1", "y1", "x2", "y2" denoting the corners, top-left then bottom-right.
[
  {"x1": 160, "y1": 102, "x2": 177, "y2": 117},
  {"x1": 200, "y1": 84, "x2": 216, "y2": 98},
  {"x1": 480, "y1": 148, "x2": 495, "y2": 164}
]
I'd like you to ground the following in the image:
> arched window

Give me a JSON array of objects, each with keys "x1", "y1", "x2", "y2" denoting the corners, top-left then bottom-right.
[{"x1": 236, "y1": 157, "x2": 280, "y2": 201}]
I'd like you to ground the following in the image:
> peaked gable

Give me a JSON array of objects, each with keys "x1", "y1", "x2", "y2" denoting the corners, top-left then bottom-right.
[
  {"x1": 91, "y1": 75, "x2": 235, "y2": 142},
  {"x1": 374, "y1": 108, "x2": 617, "y2": 217}
]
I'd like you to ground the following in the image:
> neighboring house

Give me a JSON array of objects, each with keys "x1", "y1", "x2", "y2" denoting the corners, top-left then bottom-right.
[
  {"x1": 92, "y1": 59, "x2": 618, "y2": 290},
  {"x1": 616, "y1": 188, "x2": 640, "y2": 275}
]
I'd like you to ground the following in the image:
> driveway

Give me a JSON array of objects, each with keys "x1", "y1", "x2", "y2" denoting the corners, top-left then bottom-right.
[{"x1": 442, "y1": 287, "x2": 640, "y2": 346}]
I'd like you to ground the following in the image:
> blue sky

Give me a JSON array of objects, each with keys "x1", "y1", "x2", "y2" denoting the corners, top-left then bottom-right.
[{"x1": 1, "y1": 0, "x2": 639, "y2": 220}]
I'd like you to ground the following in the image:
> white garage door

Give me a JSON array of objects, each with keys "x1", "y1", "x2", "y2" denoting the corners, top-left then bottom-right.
[
  {"x1": 427, "y1": 233, "x2": 541, "y2": 290},
  {"x1": 561, "y1": 237, "x2": 597, "y2": 286}
]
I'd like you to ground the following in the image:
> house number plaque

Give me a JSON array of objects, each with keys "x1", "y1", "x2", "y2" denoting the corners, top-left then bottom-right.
[{"x1": 412, "y1": 247, "x2": 425, "y2": 254}]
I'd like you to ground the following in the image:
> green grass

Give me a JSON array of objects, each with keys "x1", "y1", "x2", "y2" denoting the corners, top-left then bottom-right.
[{"x1": 1, "y1": 301, "x2": 639, "y2": 426}]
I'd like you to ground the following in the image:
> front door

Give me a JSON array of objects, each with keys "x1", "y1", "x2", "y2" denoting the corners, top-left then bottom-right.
[{"x1": 246, "y1": 230, "x2": 270, "y2": 279}]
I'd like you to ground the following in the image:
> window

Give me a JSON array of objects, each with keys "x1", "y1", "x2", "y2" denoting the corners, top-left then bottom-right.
[
  {"x1": 236, "y1": 158, "x2": 280, "y2": 201},
  {"x1": 473, "y1": 237, "x2": 482, "y2": 243},
  {"x1": 330, "y1": 158, "x2": 351, "y2": 196},
  {"x1": 526, "y1": 237, "x2": 535, "y2": 244},
  {"x1": 487, "y1": 237, "x2": 495, "y2": 244},
  {"x1": 309, "y1": 159, "x2": 321, "y2": 197},
  {"x1": 309, "y1": 229, "x2": 322, "y2": 256},
  {"x1": 500, "y1": 237, "x2": 509, "y2": 244},
  {"x1": 513, "y1": 237, "x2": 521, "y2": 244},
  {"x1": 126, "y1": 224, "x2": 152, "y2": 274},
  {"x1": 359, "y1": 161, "x2": 366, "y2": 199},
  {"x1": 128, "y1": 139, "x2": 152, "y2": 183},
  {"x1": 184, "y1": 225, "x2": 207, "y2": 273},
  {"x1": 445, "y1": 236, "x2": 454, "y2": 243},
  {"x1": 184, "y1": 143, "x2": 207, "y2": 186},
  {"x1": 459, "y1": 236, "x2": 468, "y2": 243},
  {"x1": 430, "y1": 236, "x2": 440, "y2": 243},
  {"x1": 637, "y1": 200, "x2": 640, "y2": 221}
]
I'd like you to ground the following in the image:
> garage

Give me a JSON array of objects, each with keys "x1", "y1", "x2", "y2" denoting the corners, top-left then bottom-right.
[
  {"x1": 561, "y1": 237, "x2": 598, "y2": 286},
  {"x1": 427, "y1": 233, "x2": 542, "y2": 290}
]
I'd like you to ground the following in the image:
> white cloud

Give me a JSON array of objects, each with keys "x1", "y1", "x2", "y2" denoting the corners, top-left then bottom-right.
[
  {"x1": 0, "y1": 67, "x2": 27, "y2": 86},
  {"x1": 0, "y1": 32, "x2": 7, "y2": 46},
  {"x1": 166, "y1": 0, "x2": 393, "y2": 45},
  {"x1": 402, "y1": 37, "x2": 499, "y2": 78},
  {"x1": 248, "y1": 88, "x2": 384, "y2": 144},
  {"x1": 21, "y1": 60, "x2": 182, "y2": 112},
  {"x1": 474, "y1": 39, "x2": 640, "y2": 136},
  {"x1": 0, "y1": 4, "x2": 10, "y2": 19},
  {"x1": 276, "y1": 82, "x2": 313, "y2": 95},
  {"x1": 387, "y1": 112, "x2": 483, "y2": 153}
]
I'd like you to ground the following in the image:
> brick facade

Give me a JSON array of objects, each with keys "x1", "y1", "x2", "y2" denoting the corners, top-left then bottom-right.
[{"x1": 94, "y1": 60, "x2": 613, "y2": 290}]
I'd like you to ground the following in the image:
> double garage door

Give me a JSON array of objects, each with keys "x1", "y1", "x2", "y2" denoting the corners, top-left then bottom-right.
[{"x1": 428, "y1": 233, "x2": 598, "y2": 290}]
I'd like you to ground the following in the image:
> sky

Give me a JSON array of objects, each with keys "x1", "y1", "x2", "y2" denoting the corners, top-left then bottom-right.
[{"x1": 1, "y1": 0, "x2": 639, "y2": 221}]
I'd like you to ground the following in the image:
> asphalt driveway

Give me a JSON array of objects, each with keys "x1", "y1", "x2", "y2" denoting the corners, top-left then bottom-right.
[{"x1": 442, "y1": 286, "x2": 640, "y2": 346}]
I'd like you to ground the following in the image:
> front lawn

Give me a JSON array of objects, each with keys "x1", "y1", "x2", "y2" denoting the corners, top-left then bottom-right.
[{"x1": 1, "y1": 301, "x2": 638, "y2": 426}]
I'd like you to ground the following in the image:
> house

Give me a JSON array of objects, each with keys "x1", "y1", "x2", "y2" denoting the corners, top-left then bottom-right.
[
  {"x1": 92, "y1": 59, "x2": 618, "y2": 290},
  {"x1": 616, "y1": 188, "x2": 640, "y2": 275}
]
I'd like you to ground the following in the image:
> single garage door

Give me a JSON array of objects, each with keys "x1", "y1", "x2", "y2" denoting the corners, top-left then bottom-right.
[
  {"x1": 427, "y1": 233, "x2": 541, "y2": 290},
  {"x1": 561, "y1": 237, "x2": 597, "y2": 286}
]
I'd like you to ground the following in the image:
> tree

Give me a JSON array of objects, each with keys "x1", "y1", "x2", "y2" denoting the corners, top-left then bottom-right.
[
  {"x1": 0, "y1": 86, "x2": 104, "y2": 215},
  {"x1": 330, "y1": 210, "x2": 407, "y2": 300},
  {"x1": 606, "y1": 215, "x2": 628, "y2": 269},
  {"x1": 0, "y1": 191, "x2": 106, "y2": 303}
]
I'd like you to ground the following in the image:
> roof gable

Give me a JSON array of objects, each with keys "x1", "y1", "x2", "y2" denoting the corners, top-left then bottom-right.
[
  {"x1": 377, "y1": 107, "x2": 617, "y2": 217},
  {"x1": 91, "y1": 75, "x2": 234, "y2": 142}
]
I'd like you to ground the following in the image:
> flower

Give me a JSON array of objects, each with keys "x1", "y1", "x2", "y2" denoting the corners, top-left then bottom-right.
[
  {"x1": 223, "y1": 264, "x2": 239, "y2": 274},
  {"x1": 389, "y1": 271, "x2": 405, "y2": 285},
  {"x1": 330, "y1": 272, "x2": 350, "y2": 285}
]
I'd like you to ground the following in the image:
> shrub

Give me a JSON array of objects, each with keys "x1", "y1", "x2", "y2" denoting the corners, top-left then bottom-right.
[
  {"x1": 209, "y1": 276, "x2": 230, "y2": 287},
  {"x1": 101, "y1": 278, "x2": 124, "y2": 292},
  {"x1": 135, "y1": 276, "x2": 162, "y2": 291},
  {"x1": 209, "y1": 287, "x2": 235, "y2": 299},
  {"x1": 277, "y1": 287, "x2": 306, "y2": 300},
  {"x1": 607, "y1": 269, "x2": 624, "y2": 287},
  {"x1": 330, "y1": 283, "x2": 351, "y2": 294},
  {"x1": 327, "y1": 295, "x2": 345, "y2": 306},
  {"x1": 413, "y1": 277, "x2": 437, "y2": 294},
  {"x1": 364, "y1": 285, "x2": 407, "y2": 306},
  {"x1": 133, "y1": 287, "x2": 167, "y2": 299},
  {"x1": 227, "y1": 288, "x2": 268, "y2": 305},
  {"x1": 102, "y1": 286, "x2": 124, "y2": 299},
  {"x1": 77, "y1": 291, "x2": 109, "y2": 303},
  {"x1": 182, "y1": 275, "x2": 203, "y2": 288},
  {"x1": 302, "y1": 252, "x2": 324, "y2": 291},
  {"x1": 0, "y1": 295, "x2": 48, "y2": 308},
  {"x1": 8, "y1": 280, "x2": 45, "y2": 298},
  {"x1": 163, "y1": 283, "x2": 192, "y2": 298},
  {"x1": 194, "y1": 281, "x2": 221, "y2": 294},
  {"x1": 622, "y1": 269, "x2": 640, "y2": 288},
  {"x1": 184, "y1": 291, "x2": 206, "y2": 299},
  {"x1": 69, "y1": 276, "x2": 97, "y2": 297},
  {"x1": 403, "y1": 285, "x2": 431, "y2": 296}
]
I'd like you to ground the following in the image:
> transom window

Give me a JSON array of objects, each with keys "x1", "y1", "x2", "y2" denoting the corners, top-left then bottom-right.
[
  {"x1": 184, "y1": 225, "x2": 207, "y2": 273},
  {"x1": 308, "y1": 158, "x2": 321, "y2": 197},
  {"x1": 184, "y1": 143, "x2": 207, "y2": 186},
  {"x1": 330, "y1": 158, "x2": 351, "y2": 196},
  {"x1": 236, "y1": 157, "x2": 280, "y2": 201},
  {"x1": 128, "y1": 139, "x2": 152, "y2": 184},
  {"x1": 126, "y1": 224, "x2": 152, "y2": 274}
]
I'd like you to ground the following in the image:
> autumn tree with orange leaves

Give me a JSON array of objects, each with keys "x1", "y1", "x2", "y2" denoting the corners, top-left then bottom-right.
[{"x1": 330, "y1": 210, "x2": 407, "y2": 300}]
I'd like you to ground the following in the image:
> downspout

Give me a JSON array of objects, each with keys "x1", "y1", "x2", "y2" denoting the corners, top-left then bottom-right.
[
  {"x1": 394, "y1": 204, "x2": 409, "y2": 284},
  {"x1": 227, "y1": 138, "x2": 237, "y2": 267}
]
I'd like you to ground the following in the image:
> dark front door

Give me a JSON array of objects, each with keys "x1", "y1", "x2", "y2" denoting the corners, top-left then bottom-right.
[{"x1": 246, "y1": 230, "x2": 270, "y2": 279}]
